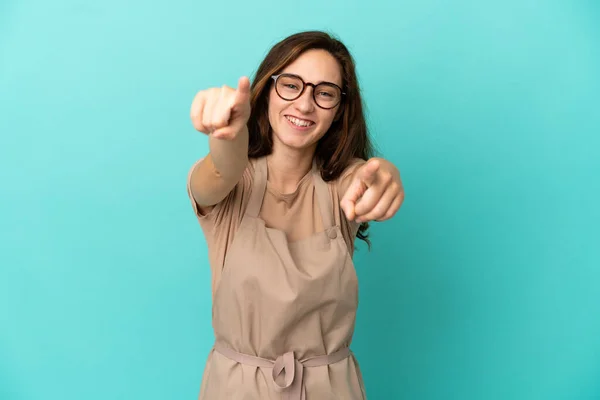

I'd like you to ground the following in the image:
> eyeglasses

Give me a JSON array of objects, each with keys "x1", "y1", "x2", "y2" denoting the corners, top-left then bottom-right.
[{"x1": 271, "y1": 73, "x2": 345, "y2": 110}]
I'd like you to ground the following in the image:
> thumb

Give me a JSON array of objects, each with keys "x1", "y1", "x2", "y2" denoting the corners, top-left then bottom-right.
[
  {"x1": 233, "y1": 76, "x2": 251, "y2": 105},
  {"x1": 340, "y1": 159, "x2": 380, "y2": 220},
  {"x1": 340, "y1": 176, "x2": 364, "y2": 221}
]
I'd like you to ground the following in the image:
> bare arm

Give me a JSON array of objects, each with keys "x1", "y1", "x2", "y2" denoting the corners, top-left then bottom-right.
[
  {"x1": 188, "y1": 77, "x2": 252, "y2": 207},
  {"x1": 189, "y1": 127, "x2": 249, "y2": 207}
]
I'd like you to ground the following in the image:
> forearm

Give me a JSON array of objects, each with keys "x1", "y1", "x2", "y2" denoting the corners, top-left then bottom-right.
[
  {"x1": 209, "y1": 126, "x2": 249, "y2": 181},
  {"x1": 189, "y1": 128, "x2": 249, "y2": 207}
]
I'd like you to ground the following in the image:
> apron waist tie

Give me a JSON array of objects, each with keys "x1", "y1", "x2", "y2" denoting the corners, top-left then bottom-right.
[{"x1": 213, "y1": 342, "x2": 351, "y2": 400}]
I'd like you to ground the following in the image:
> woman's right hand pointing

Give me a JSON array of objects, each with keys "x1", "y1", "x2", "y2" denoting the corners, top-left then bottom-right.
[{"x1": 190, "y1": 76, "x2": 252, "y2": 140}]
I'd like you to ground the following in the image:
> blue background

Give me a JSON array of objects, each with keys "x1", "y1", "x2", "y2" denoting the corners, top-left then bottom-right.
[{"x1": 1, "y1": 0, "x2": 599, "y2": 399}]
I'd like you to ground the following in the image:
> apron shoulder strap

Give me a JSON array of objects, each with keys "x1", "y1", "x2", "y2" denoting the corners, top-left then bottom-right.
[
  {"x1": 312, "y1": 160, "x2": 335, "y2": 230},
  {"x1": 246, "y1": 157, "x2": 267, "y2": 218}
]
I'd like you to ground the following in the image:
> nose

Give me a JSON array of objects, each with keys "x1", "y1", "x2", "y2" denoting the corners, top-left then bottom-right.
[{"x1": 294, "y1": 86, "x2": 316, "y2": 114}]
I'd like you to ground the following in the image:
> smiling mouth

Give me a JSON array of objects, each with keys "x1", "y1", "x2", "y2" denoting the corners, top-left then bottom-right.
[{"x1": 285, "y1": 115, "x2": 315, "y2": 127}]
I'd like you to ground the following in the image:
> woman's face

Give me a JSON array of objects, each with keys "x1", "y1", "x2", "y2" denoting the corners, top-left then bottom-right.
[{"x1": 268, "y1": 49, "x2": 342, "y2": 154}]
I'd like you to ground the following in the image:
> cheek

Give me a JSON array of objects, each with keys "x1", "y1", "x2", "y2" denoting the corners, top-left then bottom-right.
[
  {"x1": 267, "y1": 94, "x2": 285, "y2": 126},
  {"x1": 267, "y1": 99, "x2": 278, "y2": 129},
  {"x1": 317, "y1": 111, "x2": 336, "y2": 132}
]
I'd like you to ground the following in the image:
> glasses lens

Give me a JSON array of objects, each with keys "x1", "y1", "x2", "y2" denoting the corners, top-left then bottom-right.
[
  {"x1": 276, "y1": 75, "x2": 303, "y2": 100},
  {"x1": 314, "y1": 83, "x2": 342, "y2": 108}
]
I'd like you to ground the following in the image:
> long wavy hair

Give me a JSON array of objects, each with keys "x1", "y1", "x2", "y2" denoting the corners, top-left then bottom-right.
[{"x1": 247, "y1": 30, "x2": 375, "y2": 247}]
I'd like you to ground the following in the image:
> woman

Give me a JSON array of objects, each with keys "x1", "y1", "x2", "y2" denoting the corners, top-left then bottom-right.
[{"x1": 187, "y1": 30, "x2": 404, "y2": 399}]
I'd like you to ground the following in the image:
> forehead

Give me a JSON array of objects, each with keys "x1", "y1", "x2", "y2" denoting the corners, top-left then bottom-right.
[{"x1": 281, "y1": 49, "x2": 342, "y2": 86}]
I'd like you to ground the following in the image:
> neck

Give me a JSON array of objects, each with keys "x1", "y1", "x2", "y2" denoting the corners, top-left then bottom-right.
[{"x1": 266, "y1": 143, "x2": 315, "y2": 194}]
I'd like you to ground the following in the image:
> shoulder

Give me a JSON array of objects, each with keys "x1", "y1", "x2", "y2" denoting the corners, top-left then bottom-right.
[{"x1": 186, "y1": 157, "x2": 255, "y2": 223}]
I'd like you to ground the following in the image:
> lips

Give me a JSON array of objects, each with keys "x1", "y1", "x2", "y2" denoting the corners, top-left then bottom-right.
[{"x1": 285, "y1": 115, "x2": 315, "y2": 127}]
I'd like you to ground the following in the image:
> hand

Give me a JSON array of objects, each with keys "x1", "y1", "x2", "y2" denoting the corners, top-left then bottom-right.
[
  {"x1": 190, "y1": 76, "x2": 251, "y2": 140},
  {"x1": 340, "y1": 158, "x2": 404, "y2": 223}
]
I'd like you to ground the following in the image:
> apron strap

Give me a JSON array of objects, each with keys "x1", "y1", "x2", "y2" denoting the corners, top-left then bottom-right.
[
  {"x1": 312, "y1": 160, "x2": 335, "y2": 230},
  {"x1": 214, "y1": 342, "x2": 351, "y2": 400},
  {"x1": 246, "y1": 157, "x2": 267, "y2": 218}
]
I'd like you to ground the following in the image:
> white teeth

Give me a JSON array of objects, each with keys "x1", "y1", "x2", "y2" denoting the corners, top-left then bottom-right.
[{"x1": 286, "y1": 116, "x2": 313, "y2": 127}]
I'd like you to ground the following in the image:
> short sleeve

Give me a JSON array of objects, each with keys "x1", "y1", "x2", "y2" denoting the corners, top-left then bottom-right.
[
  {"x1": 186, "y1": 157, "x2": 214, "y2": 219},
  {"x1": 336, "y1": 158, "x2": 366, "y2": 197}
]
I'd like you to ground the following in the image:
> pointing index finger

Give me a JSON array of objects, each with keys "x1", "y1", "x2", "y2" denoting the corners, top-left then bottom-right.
[{"x1": 234, "y1": 76, "x2": 251, "y2": 105}]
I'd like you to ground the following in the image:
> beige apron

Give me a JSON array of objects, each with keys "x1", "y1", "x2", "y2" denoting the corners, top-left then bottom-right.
[{"x1": 198, "y1": 156, "x2": 366, "y2": 400}]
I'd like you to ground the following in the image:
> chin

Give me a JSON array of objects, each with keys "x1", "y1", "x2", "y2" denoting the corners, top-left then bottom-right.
[{"x1": 276, "y1": 130, "x2": 322, "y2": 151}]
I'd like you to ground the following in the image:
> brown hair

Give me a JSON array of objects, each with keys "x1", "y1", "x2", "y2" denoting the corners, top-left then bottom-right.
[{"x1": 247, "y1": 30, "x2": 375, "y2": 248}]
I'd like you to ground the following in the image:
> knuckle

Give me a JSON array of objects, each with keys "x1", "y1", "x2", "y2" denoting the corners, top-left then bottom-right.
[
  {"x1": 192, "y1": 91, "x2": 204, "y2": 103},
  {"x1": 373, "y1": 206, "x2": 387, "y2": 218},
  {"x1": 220, "y1": 86, "x2": 234, "y2": 98},
  {"x1": 397, "y1": 189, "x2": 405, "y2": 201},
  {"x1": 219, "y1": 130, "x2": 232, "y2": 139},
  {"x1": 372, "y1": 212, "x2": 385, "y2": 221},
  {"x1": 192, "y1": 120, "x2": 203, "y2": 130}
]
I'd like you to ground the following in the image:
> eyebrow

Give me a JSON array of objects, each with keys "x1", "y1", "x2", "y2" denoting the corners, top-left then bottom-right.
[{"x1": 283, "y1": 72, "x2": 342, "y2": 87}]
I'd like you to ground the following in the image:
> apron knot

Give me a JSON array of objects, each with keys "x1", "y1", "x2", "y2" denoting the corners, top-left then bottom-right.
[
  {"x1": 272, "y1": 351, "x2": 305, "y2": 400},
  {"x1": 213, "y1": 343, "x2": 351, "y2": 400}
]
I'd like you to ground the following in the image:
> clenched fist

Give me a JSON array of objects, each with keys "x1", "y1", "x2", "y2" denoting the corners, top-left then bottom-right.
[{"x1": 190, "y1": 76, "x2": 251, "y2": 140}]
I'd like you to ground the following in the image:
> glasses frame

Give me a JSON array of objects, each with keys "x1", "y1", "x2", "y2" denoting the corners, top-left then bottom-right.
[{"x1": 271, "y1": 73, "x2": 346, "y2": 110}]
